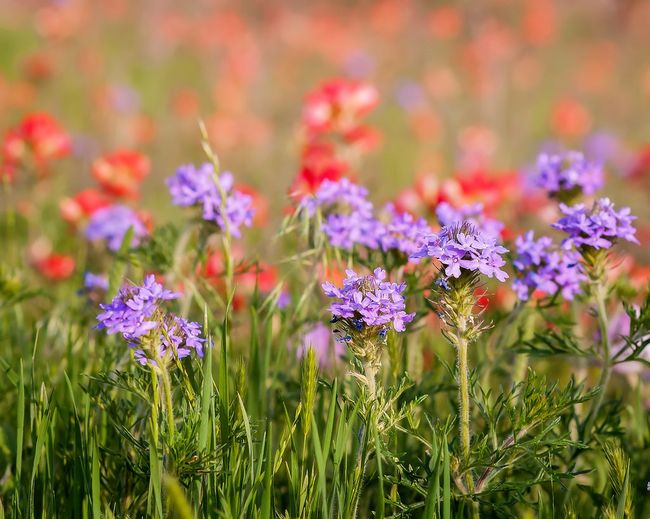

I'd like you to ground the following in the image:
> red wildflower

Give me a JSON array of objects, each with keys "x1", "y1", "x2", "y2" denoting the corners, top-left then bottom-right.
[
  {"x1": 1, "y1": 112, "x2": 71, "y2": 178},
  {"x1": 199, "y1": 249, "x2": 278, "y2": 311},
  {"x1": 92, "y1": 149, "x2": 150, "y2": 199},
  {"x1": 289, "y1": 141, "x2": 348, "y2": 201},
  {"x1": 35, "y1": 253, "x2": 76, "y2": 281},
  {"x1": 60, "y1": 188, "x2": 113, "y2": 225},
  {"x1": 302, "y1": 78, "x2": 378, "y2": 136},
  {"x1": 455, "y1": 169, "x2": 521, "y2": 211}
]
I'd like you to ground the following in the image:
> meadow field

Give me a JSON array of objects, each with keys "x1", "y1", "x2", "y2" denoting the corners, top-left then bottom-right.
[{"x1": 1, "y1": 1, "x2": 649, "y2": 517}]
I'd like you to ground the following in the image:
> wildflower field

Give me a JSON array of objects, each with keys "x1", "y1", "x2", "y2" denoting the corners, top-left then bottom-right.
[{"x1": 2, "y1": 1, "x2": 650, "y2": 517}]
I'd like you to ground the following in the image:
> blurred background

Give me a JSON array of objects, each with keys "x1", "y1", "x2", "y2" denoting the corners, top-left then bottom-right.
[{"x1": 1, "y1": 0, "x2": 650, "y2": 254}]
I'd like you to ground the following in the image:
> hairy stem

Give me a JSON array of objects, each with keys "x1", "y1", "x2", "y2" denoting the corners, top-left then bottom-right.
[
  {"x1": 456, "y1": 333, "x2": 475, "y2": 495},
  {"x1": 582, "y1": 283, "x2": 611, "y2": 444},
  {"x1": 364, "y1": 363, "x2": 377, "y2": 402}
]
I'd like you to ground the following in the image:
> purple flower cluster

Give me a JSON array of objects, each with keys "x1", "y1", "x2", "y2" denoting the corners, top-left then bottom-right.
[
  {"x1": 322, "y1": 267, "x2": 415, "y2": 336},
  {"x1": 300, "y1": 178, "x2": 373, "y2": 216},
  {"x1": 97, "y1": 275, "x2": 206, "y2": 365},
  {"x1": 411, "y1": 222, "x2": 509, "y2": 282},
  {"x1": 300, "y1": 178, "x2": 379, "y2": 250},
  {"x1": 322, "y1": 213, "x2": 380, "y2": 250},
  {"x1": 84, "y1": 272, "x2": 108, "y2": 291},
  {"x1": 376, "y1": 204, "x2": 431, "y2": 257},
  {"x1": 85, "y1": 205, "x2": 148, "y2": 252},
  {"x1": 167, "y1": 164, "x2": 254, "y2": 237},
  {"x1": 435, "y1": 202, "x2": 504, "y2": 239},
  {"x1": 301, "y1": 180, "x2": 432, "y2": 255},
  {"x1": 133, "y1": 315, "x2": 205, "y2": 366},
  {"x1": 97, "y1": 275, "x2": 178, "y2": 339},
  {"x1": 534, "y1": 150, "x2": 603, "y2": 196},
  {"x1": 512, "y1": 231, "x2": 586, "y2": 301},
  {"x1": 552, "y1": 197, "x2": 638, "y2": 250}
]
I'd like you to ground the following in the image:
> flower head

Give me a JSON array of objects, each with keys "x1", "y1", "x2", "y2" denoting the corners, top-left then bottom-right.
[
  {"x1": 60, "y1": 188, "x2": 113, "y2": 225},
  {"x1": 167, "y1": 164, "x2": 254, "y2": 237},
  {"x1": 34, "y1": 253, "x2": 75, "y2": 281},
  {"x1": 302, "y1": 79, "x2": 378, "y2": 136},
  {"x1": 1, "y1": 112, "x2": 71, "y2": 179},
  {"x1": 322, "y1": 267, "x2": 415, "y2": 335},
  {"x1": 321, "y1": 212, "x2": 381, "y2": 250},
  {"x1": 97, "y1": 275, "x2": 179, "y2": 339},
  {"x1": 84, "y1": 272, "x2": 109, "y2": 291},
  {"x1": 411, "y1": 221, "x2": 509, "y2": 282},
  {"x1": 85, "y1": 205, "x2": 149, "y2": 252},
  {"x1": 300, "y1": 178, "x2": 380, "y2": 251},
  {"x1": 300, "y1": 177, "x2": 373, "y2": 217},
  {"x1": 534, "y1": 150, "x2": 603, "y2": 197},
  {"x1": 376, "y1": 203, "x2": 431, "y2": 258},
  {"x1": 552, "y1": 197, "x2": 638, "y2": 250},
  {"x1": 97, "y1": 275, "x2": 205, "y2": 365},
  {"x1": 92, "y1": 149, "x2": 150, "y2": 199},
  {"x1": 133, "y1": 315, "x2": 206, "y2": 366},
  {"x1": 435, "y1": 201, "x2": 503, "y2": 239},
  {"x1": 512, "y1": 231, "x2": 586, "y2": 301},
  {"x1": 288, "y1": 141, "x2": 348, "y2": 200}
]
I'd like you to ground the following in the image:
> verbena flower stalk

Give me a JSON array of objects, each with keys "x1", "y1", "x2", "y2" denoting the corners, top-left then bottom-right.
[
  {"x1": 553, "y1": 197, "x2": 638, "y2": 442},
  {"x1": 97, "y1": 275, "x2": 207, "y2": 441},
  {"x1": 322, "y1": 267, "x2": 414, "y2": 400},
  {"x1": 412, "y1": 221, "x2": 509, "y2": 503}
]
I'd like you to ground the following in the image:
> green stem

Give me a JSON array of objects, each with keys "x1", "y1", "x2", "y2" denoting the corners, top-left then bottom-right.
[
  {"x1": 364, "y1": 363, "x2": 377, "y2": 402},
  {"x1": 160, "y1": 367, "x2": 176, "y2": 442},
  {"x1": 457, "y1": 334, "x2": 475, "y2": 495},
  {"x1": 150, "y1": 369, "x2": 160, "y2": 447},
  {"x1": 582, "y1": 284, "x2": 611, "y2": 444}
]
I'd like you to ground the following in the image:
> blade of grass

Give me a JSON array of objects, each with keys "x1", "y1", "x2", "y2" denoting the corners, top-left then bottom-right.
[{"x1": 311, "y1": 412, "x2": 329, "y2": 518}]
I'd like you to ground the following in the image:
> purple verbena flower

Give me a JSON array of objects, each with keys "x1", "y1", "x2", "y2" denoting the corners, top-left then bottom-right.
[
  {"x1": 97, "y1": 275, "x2": 179, "y2": 339},
  {"x1": 84, "y1": 272, "x2": 108, "y2": 291},
  {"x1": 376, "y1": 203, "x2": 431, "y2": 258},
  {"x1": 435, "y1": 202, "x2": 504, "y2": 240},
  {"x1": 322, "y1": 212, "x2": 381, "y2": 250},
  {"x1": 411, "y1": 221, "x2": 509, "y2": 282},
  {"x1": 535, "y1": 150, "x2": 604, "y2": 196},
  {"x1": 552, "y1": 197, "x2": 638, "y2": 250},
  {"x1": 322, "y1": 267, "x2": 415, "y2": 336},
  {"x1": 512, "y1": 231, "x2": 586, "y2": 301},
  {"x1": 167, "y1": 164, "x2": 254, "y2": 237},
  {"x1": 299, "y1": 178, "x2": 373, "y2": 217},
  {"x1": 97, "y1": 275, "x2": 206, "y2": 365},
  {"x1": 85, "y1": 205, "x2": 148, "y2": 252},
  {"x1": 299, "y1": 178, "x2": 387, "y2": 251},
  {"x1": 133, "y1": 315, "x2": 206, "y2": 366}
]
